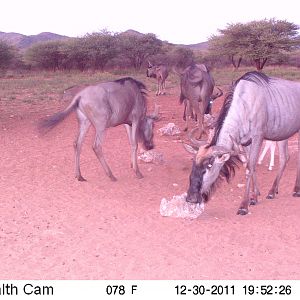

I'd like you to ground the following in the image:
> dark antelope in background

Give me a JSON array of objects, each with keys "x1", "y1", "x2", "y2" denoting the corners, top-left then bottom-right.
[
  {"x1": 39, "y1": 77, "x2": 157, "y2": 181},
  {"x1": 146, "y1": 62, "x2": 169, "y2": 95},
  {"x1": 176, "y1": 64, "x2": 222, "y2": 136},
  {"x1": 185, "y1": 71, "x2": 300, "y2": 215}
]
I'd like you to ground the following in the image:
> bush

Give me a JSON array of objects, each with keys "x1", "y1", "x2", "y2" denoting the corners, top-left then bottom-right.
[{"x1": 0, "y1": 41, "x2": 15, "y2": 74}]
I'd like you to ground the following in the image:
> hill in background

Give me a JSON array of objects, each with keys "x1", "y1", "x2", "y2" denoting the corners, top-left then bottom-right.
[
  {"x1": 0, "y1": 32, "x2": 69, "y2": 49},
  {"x1": 0, "y1": 30, "x2": 208, "y2": 50}
]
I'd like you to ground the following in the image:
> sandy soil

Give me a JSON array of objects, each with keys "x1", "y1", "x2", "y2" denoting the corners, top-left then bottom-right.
[{"x1": 1, "y1": 85, "x2": 300, "y2": 280}]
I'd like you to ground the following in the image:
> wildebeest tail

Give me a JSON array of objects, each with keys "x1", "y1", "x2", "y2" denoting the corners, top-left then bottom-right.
[{"x1": 38, "y1": 96, "x2": 81, "y2": 134}]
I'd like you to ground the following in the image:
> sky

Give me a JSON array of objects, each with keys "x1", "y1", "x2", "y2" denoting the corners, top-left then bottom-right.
[{"x1": 1, "y1": 0, "x2": 299, "y2": 45}]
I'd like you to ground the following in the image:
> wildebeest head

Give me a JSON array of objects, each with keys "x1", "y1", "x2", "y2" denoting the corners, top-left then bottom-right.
[
  {"x1": 146, "y1": 61, "x2": 157, "y2": 78},
  {"x1": 138, "y1": 104, "x2": 160, "y2": 150},
  {"x1": 185, "y1": 137, "x2": 242, "y2": 204},
  {"x1": 138, "y1": 116, "x2": 155, "y2": 150}
]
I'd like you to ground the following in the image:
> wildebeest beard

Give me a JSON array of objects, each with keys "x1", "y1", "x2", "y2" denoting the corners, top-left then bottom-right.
[{"x1": 188, "y1": 154, "x2": 241, "y2": 203}]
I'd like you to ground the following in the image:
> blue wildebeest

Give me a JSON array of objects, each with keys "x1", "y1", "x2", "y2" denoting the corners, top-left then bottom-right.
[
  {"x1": 176, "y1": 63, "x2": 222, "y2": 136},
  {"x1": 39, "y1": 77, "x2": 156, "y2": 181},
  {"x1": 185, "y1": 71, "x2": 300, "y2": 215},
  {"x1": 146, "y1": 62, "x2": 169, "y2": 96}
]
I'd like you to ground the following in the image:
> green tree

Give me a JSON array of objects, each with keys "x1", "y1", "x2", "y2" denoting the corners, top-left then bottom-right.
[
  {"x1": 209, "y1": 19, "x2": 300, "y2": 70},
  {"x1": 169, "y1": 46, "x2": 194, "y2": 68},
  {"x1": 25, "y1": 41, "x2": 65, "y2": 70},
  {"x1": 0, "y1": 41, "x2": 15, "y2": 72},
  {"x1": 209, "y1": 23, "x2": 247, "y2": 69},
  {"x1": 118, "y1": 33, "x2": 163, "y2": 69},
  {"x1": 60, "y1": 38, "x2": 90, "y2": 71},
  {"x1": 83, "y1": 31, "x2": 118, "y2": 70}
]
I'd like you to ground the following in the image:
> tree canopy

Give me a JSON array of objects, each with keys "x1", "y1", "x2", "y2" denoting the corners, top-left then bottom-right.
[
  {"x1": 208, "y1": 19, "x2": 300, "y2": 70},
  {"x1": 0, "y1": 41, "x2": 15, "y2": 71},
  {"x1": 23, "y1": 31, "x2": 164, "y2": 71},
  {"x1": 117, "y1": 33, "x2": 163, "y2": 69}
]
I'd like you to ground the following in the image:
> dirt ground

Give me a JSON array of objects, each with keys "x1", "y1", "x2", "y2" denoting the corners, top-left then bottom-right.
[{"x1": 1, "y1": 84, "x2": 300, "y2": 280}]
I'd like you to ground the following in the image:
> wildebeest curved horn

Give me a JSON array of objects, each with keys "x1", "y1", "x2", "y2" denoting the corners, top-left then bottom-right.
[
  {"x1": 172, "y1": 66, "x2": 183, "y2": 76},
  {"x1": 182, "y1": 142, "x2": 198, "y2": 155},
  {"x1": 211, "y1": 87, "x2": 223, "y2": 100},
  {"x1": 148, "y1": 61, "x2": 153, "y2": 67},
  {"x1": 188, "y1": 127, "x2": 208, "y2": 148}
]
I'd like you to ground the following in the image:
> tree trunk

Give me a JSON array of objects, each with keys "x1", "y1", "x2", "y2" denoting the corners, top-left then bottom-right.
[
  {"x1": 254, "y1": 58, "x2": 268, "y2": 70},
  {"x1": 231, "y1": 55, "x2": 242, "y2": 70},
  {"x1": 261, "y1": 57, "x2": 268, "y2": 69}
]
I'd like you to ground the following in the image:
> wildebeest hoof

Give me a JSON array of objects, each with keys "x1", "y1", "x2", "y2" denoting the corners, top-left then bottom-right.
[
  {"x1": 237, "y1": 208, "x2": 248, "y2": 215},
  {"x1": 250, "y1": 199, "x2": 258, "y2": 206},
  {"x1": 77, "y1": 175, "x2": 87, "y2": 182},
  {"x1": 110, "y1": 175, "x2": 117, "y2": 182},
  {"x1": 266, "y1": 194, "x2": 275, "y2": 199},
  {"x1": 293, "y1": 191, "x2": 300, "y2": 197},
  {"x1": 136, "y1": 172, "x2": 144, "y2": 179}
]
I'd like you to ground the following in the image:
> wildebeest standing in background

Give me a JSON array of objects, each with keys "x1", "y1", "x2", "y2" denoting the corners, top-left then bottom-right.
[
  {"x1": 176, "y1": 64, "x2": 222, "y2": 136},
  {"x1": 39, "y1": 77, "x2": 156, "y2": 181},
  {"x1": 146, "y1": 62, "x2": 169, "y2": 95},
  {"x1": 185, "y1": 71, "x2": 300, "y2": 215}
]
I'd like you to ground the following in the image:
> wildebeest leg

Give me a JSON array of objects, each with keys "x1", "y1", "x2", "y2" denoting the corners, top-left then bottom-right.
[
  {"x1": 183, "y1": 100, "x2": 187, "y2": 121},
  {"x1": 267, "y1": 140, "x2": 289, "y2": 198},
  {"x1": 293, "y1": 132, "x2": 300, "y2": 197},
  {"x1": 74, "y1": 111, "x2": 91, "y2": 181},
  {"x1": 93, "y1": 130, "x2": 117, "y2": 181},
  {"x1": 162, "y1": 79, "x2": 166, "y2": 94},
  {"x1": 124, "y1": 124, "x2": 133, "y2": 168},
  {"x1": 183, "y1": 100, "x2": 190, "y2": 131},
  {"x1": 237, "y1": 137, "x2": 263, "y2": 215},
  {"x1": 125, "y1": 123, "x2": 143, "y2": 178},
  {"x1": 156, "y1": 78, "x2": 161, "y2": 96},
  {"x1": 195, "y1": 101, "x2": 204, "y2": 139},
  {"x1": 249, "y1": 172, "x2": 260, "y2": 205}
]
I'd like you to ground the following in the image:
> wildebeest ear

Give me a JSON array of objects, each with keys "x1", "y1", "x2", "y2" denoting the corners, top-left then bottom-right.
[{"x1": 215, "y1": 153, "x2": 230, "y2": 164}]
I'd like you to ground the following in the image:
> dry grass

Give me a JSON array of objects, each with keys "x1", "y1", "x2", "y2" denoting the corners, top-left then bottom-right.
[
  {"x1": 211, "y1": 65, "x2": 300, "y2": 87},
  {"x1": 0, "y1": 66, "x2": 299, "y2": 106}
]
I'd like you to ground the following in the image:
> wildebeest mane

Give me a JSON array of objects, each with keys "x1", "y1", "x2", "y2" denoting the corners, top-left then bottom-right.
[{"x1": 208, "y1": 71, "x2": 270, "y2": 147}]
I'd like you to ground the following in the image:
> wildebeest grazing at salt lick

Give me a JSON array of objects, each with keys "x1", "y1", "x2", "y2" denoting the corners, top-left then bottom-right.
[
  {"x1": 185, "y1": 71, "x2": 300, "y2": 215},
  {"x1": 2, "y1": 69, "x2": 300, "y2": 279}
]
